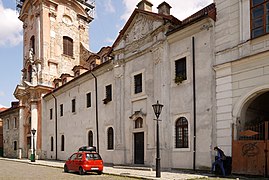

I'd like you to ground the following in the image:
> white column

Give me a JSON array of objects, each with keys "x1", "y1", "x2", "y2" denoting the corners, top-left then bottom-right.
[
  {"x1": 31, "y1": 102, "x2": 38, "y2": 154},
  {"x1": 18, "y1": 104, "x2": 25, "y2": 158}
]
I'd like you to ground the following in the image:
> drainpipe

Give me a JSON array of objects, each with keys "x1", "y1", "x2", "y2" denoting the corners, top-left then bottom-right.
[
  {"x1": 90, "y1": 72, "x2": 99, "y2": 153},
  {"x1": 192, "y1": 36, "x2": 197, "y2": 171},
  {"x1": 51, "y1": 94, "x2": 58, "y2": 160}
]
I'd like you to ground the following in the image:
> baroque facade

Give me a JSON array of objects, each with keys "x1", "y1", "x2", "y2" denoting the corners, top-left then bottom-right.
[{"x1": 13, "y1": 0, "x2": 94, "y2": 159}]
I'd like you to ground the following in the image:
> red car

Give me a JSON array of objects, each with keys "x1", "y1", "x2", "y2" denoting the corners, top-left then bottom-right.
[{"x1": 64, "y1": 147, "x2": 103, "y2": 175}]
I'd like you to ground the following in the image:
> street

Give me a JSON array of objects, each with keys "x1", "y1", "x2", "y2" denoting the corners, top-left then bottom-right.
[{"x1": 0, "y1": 160, "x2": 136, "y2": 180}]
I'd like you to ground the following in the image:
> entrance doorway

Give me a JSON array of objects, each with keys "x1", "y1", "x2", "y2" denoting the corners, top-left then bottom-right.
[
  {"x1": 233, "y1": 91, "x2": 269, "y2": 176},
  {"x1": 134, "y1": 132, "x2": 144, "y2": 164}
]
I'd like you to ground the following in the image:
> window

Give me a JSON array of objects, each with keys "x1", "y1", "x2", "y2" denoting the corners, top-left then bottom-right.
[
  {"x1": 30, "y1": 36, "x2": 35, "y2": 54},
  {"x1": 14, "y1": 141, "x2": 17, "y2": 151},
  {"x1": 7, "y1": 119, "x2": 9, "y2": 129},
  {"x1": 28, "y1": 65, "x2": 32, "y2": 83},
  {"x1": 60, "y1": 104, "x2": 63, "y2": 117},
  {"x1": 86, "y1": 92, "x2": 91, "y2": 108},
  {"x1": 75, "y1": 71, "x2": 80, "y2": 77},
  {"x1": 61, "y1": 135, "x2": 65, "y2": 151},
  {"x1": 14, "y1": 117, "x2": 17, "y2": 129},
  {"x1": 135, "y1": 118, "x2": 143, "y2": 128},
  {"x1": 55, "y1": 83, "x2": 59, "y2": 88},
  {"x1": 175, "y1": 117, "x2": 189, "y2": 148},
  {"x1": 50, "y1": 108, "x2": 53, "y2": 120},
  {"x1": 107, "y1": 127, "x2": 114, "y2": 150},
  {"x1": 104, "y1": 85, "x2": 112, "y2": 104},
  {"x1": 63, "y1": 36, "x2": 73, "y2": 56},
  {"x1": 175, "y1": 57, "x2": 187, "y2": 83},
  {"x1": 251, "y1": 0, "x2": 269, "y2": 38},
  {"x1": 72, "y1": 99, "x2": 76, "y2": 113},
  {"x1": 88, "y1": 130, "x2": 93, "y2": 147},
  {"x1": 134, "y1": 73, "x2": 142, "y2": 94},
  {"x1": 51, "y1": 137, "x2": 54, "y2": 151}
]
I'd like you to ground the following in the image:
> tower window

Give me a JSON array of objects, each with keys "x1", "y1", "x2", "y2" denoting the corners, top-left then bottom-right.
[
  {"x1": 30, "y1": 36, "x2": 35, "y2": 54},
  {"x1": 63, "y1": 36, "x2": 73, "y2": 57}
]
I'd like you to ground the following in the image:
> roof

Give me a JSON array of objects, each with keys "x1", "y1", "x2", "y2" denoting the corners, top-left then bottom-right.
[
  {"x1": 167, "y1": 3, "x2": 216, "y2": 35},
  {"x1": 0, "y1": 108, "x2": 8, "y2": 112}
]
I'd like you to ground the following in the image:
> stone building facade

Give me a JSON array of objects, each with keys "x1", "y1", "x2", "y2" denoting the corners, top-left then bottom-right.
[
  {"x1": 14, "y1": 0, "x2": 94, "y2": 159},
  {"x1": 42, "y1": 1, "x2": 217, "y2": 170},
  {"x1": 0, "y1": 102, "x2": 20, "y2": 158},
  {"x1": 214, "y1": 0, "x2": 269, "y2": 175}
]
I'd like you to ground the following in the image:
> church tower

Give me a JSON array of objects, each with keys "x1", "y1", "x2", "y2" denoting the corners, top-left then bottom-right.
[{"x1": 14, "y1": 0, "x2": 94, "y2": 159}]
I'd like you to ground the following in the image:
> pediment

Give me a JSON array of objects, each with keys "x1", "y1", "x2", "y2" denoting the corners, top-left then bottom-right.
[
  {"x1": 125, "y1": 14, "x2": 161, "y2": 44},
  {"x1": 114, "y1": 12, "x2": 164, "y2": 50}
]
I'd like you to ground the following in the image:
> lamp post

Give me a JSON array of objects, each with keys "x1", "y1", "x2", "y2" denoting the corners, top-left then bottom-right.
[
  {"x1": 31, "y1": 129, "x2": 36, "y2": 162},
  {"x1": 152, "y1": 100, "x2": 163, "y2": 178}
]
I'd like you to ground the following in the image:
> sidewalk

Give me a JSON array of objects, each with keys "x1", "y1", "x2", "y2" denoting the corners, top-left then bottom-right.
[{"x1": 0, "y1": 157, "x2": 211, "y2": 179}]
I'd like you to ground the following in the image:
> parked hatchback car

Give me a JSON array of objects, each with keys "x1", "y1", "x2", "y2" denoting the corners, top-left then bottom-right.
[{"x1": 64, "y1": 147, "x2": 103, "y2": 175}]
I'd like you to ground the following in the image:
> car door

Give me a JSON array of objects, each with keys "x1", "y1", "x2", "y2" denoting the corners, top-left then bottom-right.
[
  {"x1": 74, "y1": 153, "x2": 83, "y2": 171},
  {"x1": 67, "y1": 153, "x2": 77, "y2": 171}
]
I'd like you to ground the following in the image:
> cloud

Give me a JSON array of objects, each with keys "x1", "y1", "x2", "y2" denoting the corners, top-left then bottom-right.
[
  {"x1": 104, "y1": 0, "x2": 116, "y2": 13},
  {"x1": 0, "y1": 0, "x2": 23, "y2": 47},
  {"x1": 105, "y1": 37, "x2": 115, "y2": 44},
  {"x1": 121, "y1": 0, "x2": 213, "y2": 21},
  {"x1": 0, "y1": 91, "x2": 4, "y2": 97}
]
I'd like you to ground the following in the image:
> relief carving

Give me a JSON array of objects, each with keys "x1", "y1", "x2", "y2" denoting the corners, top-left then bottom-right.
[{"x1": 125, "y1": 15, "x2": 153, "y2": 44}]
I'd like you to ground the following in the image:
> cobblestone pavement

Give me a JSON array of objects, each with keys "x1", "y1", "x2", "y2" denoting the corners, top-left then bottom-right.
[
  {"x1": 0, "y1": 157, "x2": 252, "y2": 180},
  {"x1": 0, "y1": 160, "x2": 136, "y2": 180}
]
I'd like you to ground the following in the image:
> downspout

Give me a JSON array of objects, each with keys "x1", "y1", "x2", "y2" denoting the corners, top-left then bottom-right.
[
  {"x1": 192, "y1": 36, "x2": 197, "y2": 171},
  {"x1": 90, "y1": 72, "x2": 99, "y2": 153},
  {"x1": 51, "y1": 94, "x2": 57, "y2": 160}
]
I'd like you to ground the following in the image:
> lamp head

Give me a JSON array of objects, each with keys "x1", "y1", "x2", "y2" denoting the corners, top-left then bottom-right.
[{"x1": 152, "y1": 100, "x2": 163, "y2": 119}]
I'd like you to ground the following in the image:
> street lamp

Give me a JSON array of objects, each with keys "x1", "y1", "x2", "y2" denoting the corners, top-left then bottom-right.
[
  {"x1": 152, "y1": 100, "x2": 163, "y2": 178},
  {"x1": 31, "y1": 129, "x2": 36, "y2": 162}
]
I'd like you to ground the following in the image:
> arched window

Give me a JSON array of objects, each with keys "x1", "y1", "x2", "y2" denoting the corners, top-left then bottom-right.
[
  {"x1": 61, "y1": 135, "x2": 65, "y2": 151},
  {"x1": 88, "y1": 131, "x2": 93, "y2": 147},
  {"x1": 62, "y1": 78, "x2": 67, "y2": 85},
  {"x1": 51, "y1": 137, "x2": 54, "y2": 151},
  {"x1": 107, "y1": 127, "x2": 114, "y2": 150},
  {"x1": 175, "y1": 117, "x2": 188, "y2": 148},
  {"x1": 63, "y1": 36, "x2": 73, "y2": 56},
  {"x1": 30, "y1": 36, "x2": 35, "y2": 54},
  {"x1": 135, "y1": 118, "x2": 143, "y2": 128},
  {"x1": 28, "y1": 65, "x2": 32, "y2": 82}
]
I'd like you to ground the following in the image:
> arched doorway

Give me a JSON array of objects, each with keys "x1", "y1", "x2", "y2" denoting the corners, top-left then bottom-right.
[{"x1": 233, "y1": 91, "x2": 269, "y2": 176}]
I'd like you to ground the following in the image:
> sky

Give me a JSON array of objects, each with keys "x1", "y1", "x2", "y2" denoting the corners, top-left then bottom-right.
[{"x1": 0, "y1": 0, "x2": 213, "y2": 107}]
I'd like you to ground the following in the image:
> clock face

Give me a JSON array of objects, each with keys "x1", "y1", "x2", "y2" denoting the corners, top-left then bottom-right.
[{"x1": 62, "y1": 15, "x2": 73, "y2": 26}]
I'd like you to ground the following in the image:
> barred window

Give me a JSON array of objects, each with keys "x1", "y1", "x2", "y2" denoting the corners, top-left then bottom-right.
[
  {"x1": 104, "y1": 85, "x2": 112, "y2": 104},
  {"x1": 107, "y1": 127, "x2": 114, "y2": 150},
  {"x1": 175, "y1": 58, "x2": 187, "y2": 83},
  {"x1": 251, "y1": 0, "x2": 269, "y2": 38},
  {"x1": 63, "y1": 36, "x2": 73, "y2": 56},
  {"x1": 134, "y1": 73, "x2": 142, "y2": 94},
  {"x1": 175, "y1": 117, "x2": 188, "y2": 148}
]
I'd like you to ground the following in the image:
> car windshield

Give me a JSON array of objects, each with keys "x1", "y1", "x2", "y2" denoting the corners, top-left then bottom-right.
[{"x1": 86, "y1": 153, "x2": 102, "y2": 160}]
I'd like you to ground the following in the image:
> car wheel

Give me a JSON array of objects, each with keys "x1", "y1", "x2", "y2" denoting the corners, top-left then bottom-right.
[
  {"x1": 64, "y1": 164, "x2": 69, "y2": 173},
  {"x1": 79, "y1": 167, "x2": 85, "y2": 175},
  {"x1": 97, "y1": 171, "x2": 102, "y2": 175}
]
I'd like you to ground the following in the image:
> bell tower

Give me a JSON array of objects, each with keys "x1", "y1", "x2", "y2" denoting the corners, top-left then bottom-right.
[{"x1": 14, "y1": 0, "x2": 94, "y2": 159}]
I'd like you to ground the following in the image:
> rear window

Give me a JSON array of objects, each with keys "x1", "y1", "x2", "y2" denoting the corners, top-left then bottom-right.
[{"x1": 86, "y1": 153, "x2": 102, "y2": 160}]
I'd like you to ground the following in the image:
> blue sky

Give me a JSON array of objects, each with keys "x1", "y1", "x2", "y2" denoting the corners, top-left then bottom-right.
[{"x1": 0, "y1": 0, "x2": 213, "y2": 107}]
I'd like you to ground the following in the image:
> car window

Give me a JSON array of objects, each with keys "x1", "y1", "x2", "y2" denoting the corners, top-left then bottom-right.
[
  {"x1": 70, "y1": 153, "x2": 77, "y2": 160},
  {"x1": 76, "y1": 153, "x2": 83, "y2": 160},
  {"x1": 86, "y1": 153, "x2": 101, "y2": 160}
]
